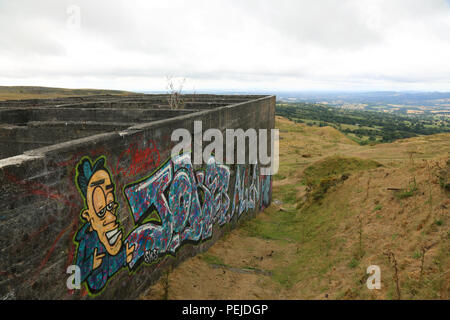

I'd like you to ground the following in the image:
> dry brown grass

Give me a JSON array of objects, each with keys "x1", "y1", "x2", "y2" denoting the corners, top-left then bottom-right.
[
  {"x1": 0, "y1": 86, "x2": 134, "y2": 101},
  {"x1": 141, "y1": 116, "x2": 449, "y2": 300}
]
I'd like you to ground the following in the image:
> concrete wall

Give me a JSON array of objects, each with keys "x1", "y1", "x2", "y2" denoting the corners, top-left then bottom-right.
[
  {"x1": 0, "y1": 108, "x2": 194, "y2": 126},
  {"x1": 0, "y1": 122, "x2": 134, "y2": 159},
  {"x1": 0, "y1": 95, "x2": 275, "y2": 299}
]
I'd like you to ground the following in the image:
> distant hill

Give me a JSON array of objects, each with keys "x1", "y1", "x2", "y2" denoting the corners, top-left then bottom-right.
[
  {"x1": 0, "y1": 86, "x2": 136, "y2": 101},
  {"x1": 276, "y1": 91, "x2": 450, "y2": 106}
]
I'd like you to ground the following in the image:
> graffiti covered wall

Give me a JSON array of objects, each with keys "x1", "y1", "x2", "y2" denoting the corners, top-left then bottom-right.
[
  {"x1": 0, "y1": 95, "x2": 275, "y2": 299},
  {"x1": 73, "y1": 154, "x2": 271, "y2": 295}
]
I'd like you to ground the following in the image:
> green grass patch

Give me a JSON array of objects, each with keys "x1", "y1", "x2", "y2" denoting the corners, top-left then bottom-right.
[
  {"x1": 201, "y1": 254, "x2": 227, "y2": 267},
  {"x1": 273, "y1": 183, "x2": 303, "y2": 205},
  {"x1": 394, "y1": 179, "x2": 418, "y2": 199},
  {"x1": 434, "y1": 220, "x2": 443, "y2": 226},
  {"x1": 302, "y1": 156, "x2": 382, "y2": 186},
  {"x1": 301, "y1": 156, "x2": 381, "y2": 202},
  {"x1": 242, "y1": 183, "x2": 354, "y2": 290},
  {"x1": 395, "y1": 189, "x2": 417, "y2": 199},
  {"x1": 273, "y1": 173, "x2": 286, "y2": 181},
  {"x1": 348, "y1": 258, "x2": 360, "y2": 269},
  {"x1": 412, "y1": 251, "x2": 422, "y2": 259}
]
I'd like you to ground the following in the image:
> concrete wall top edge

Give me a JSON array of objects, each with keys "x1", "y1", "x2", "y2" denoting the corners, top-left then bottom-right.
[
  {"x1": 0, "y1": 94, "x2": 274, "y2": 169},
  {"x1": 0, "y1": 94, "x2": 269, "y2": 108},
  {"x1": 127, "y1": 96, "x2": 274, "y2": 131}
]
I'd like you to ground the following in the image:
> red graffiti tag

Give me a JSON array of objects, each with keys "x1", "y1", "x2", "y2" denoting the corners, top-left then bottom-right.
[{"x1": 115, "y1": 140, "x2": 160, "y2": 177}]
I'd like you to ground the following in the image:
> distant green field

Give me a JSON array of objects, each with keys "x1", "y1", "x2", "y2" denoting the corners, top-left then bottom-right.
[{"x1": 276, "y1": 102, "x2": 450, "y2": 144}]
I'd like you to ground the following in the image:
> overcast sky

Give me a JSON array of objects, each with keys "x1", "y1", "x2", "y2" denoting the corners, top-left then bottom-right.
[{"x1": 1, "y1": 0, "x2": 450, "y2": 92}]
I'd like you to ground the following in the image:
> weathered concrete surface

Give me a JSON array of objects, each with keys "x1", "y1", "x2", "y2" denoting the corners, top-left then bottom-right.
[{"x1": 0, "y1": 94, "x2": 275, "y2": 300}]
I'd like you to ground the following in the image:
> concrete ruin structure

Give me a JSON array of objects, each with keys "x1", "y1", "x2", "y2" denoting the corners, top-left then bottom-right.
[{"x1": 0, "y1": 94, "x2": 275, "y2": 299}]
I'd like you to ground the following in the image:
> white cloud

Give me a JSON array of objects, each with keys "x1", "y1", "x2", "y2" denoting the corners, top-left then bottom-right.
[{"x1": 0, "y1": 0, "x2": 449, "y2": 91}]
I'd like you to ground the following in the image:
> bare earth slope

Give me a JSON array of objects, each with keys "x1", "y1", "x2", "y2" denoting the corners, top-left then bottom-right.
[{"x1": 142, "y1": 116, "x2": 449, "y2": 300}]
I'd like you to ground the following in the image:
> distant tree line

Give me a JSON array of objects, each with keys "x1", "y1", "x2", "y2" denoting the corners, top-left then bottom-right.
[{"x1": 276, "y1": 103, "x2": 450, "y2": 144}]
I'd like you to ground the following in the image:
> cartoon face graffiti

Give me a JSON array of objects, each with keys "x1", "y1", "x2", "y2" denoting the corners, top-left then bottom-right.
[
  {"x1": 82, "y1": 168, "x2": 122, "y2": 255},
  {"x1": 74, "y1": 156, "x2": 134, "y2": 293},
  {"x1": 72, "y1": 154, "x2": 271, "y2": 295}
]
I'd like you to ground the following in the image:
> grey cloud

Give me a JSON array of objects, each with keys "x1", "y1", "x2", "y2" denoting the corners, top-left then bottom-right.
[
  {"x1": 0, "y1": 0, "x2": 449, "y2": 90},
  {"x1": 0, "y1": 1, "x2": 66, "y2": 56},
  {"x1": 233, "y1": 0, "x2": 382, "y2": 49}
]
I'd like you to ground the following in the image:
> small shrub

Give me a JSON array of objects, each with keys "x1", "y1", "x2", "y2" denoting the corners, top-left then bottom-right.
[
  {"x1": 412, "y1": 251, "x2": 422, "y2": 259},
  {"x1": 394, "y1": 178, "x2": 417, "y2": 199},
  {"x1": 348, "y1": 258, "x2": 359, "y2": 269},
  {"x1": 395, "y1": 189, "x2": 415, "y2": 199}
]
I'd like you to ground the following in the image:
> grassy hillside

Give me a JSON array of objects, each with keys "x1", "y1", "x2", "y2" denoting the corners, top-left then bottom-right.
[
  {"x1": 0, "y1": 86, "x2": 136, "y2": 101},
  {"x1": 142, "y1": 116, "x2": 449, "y2": 300}
]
